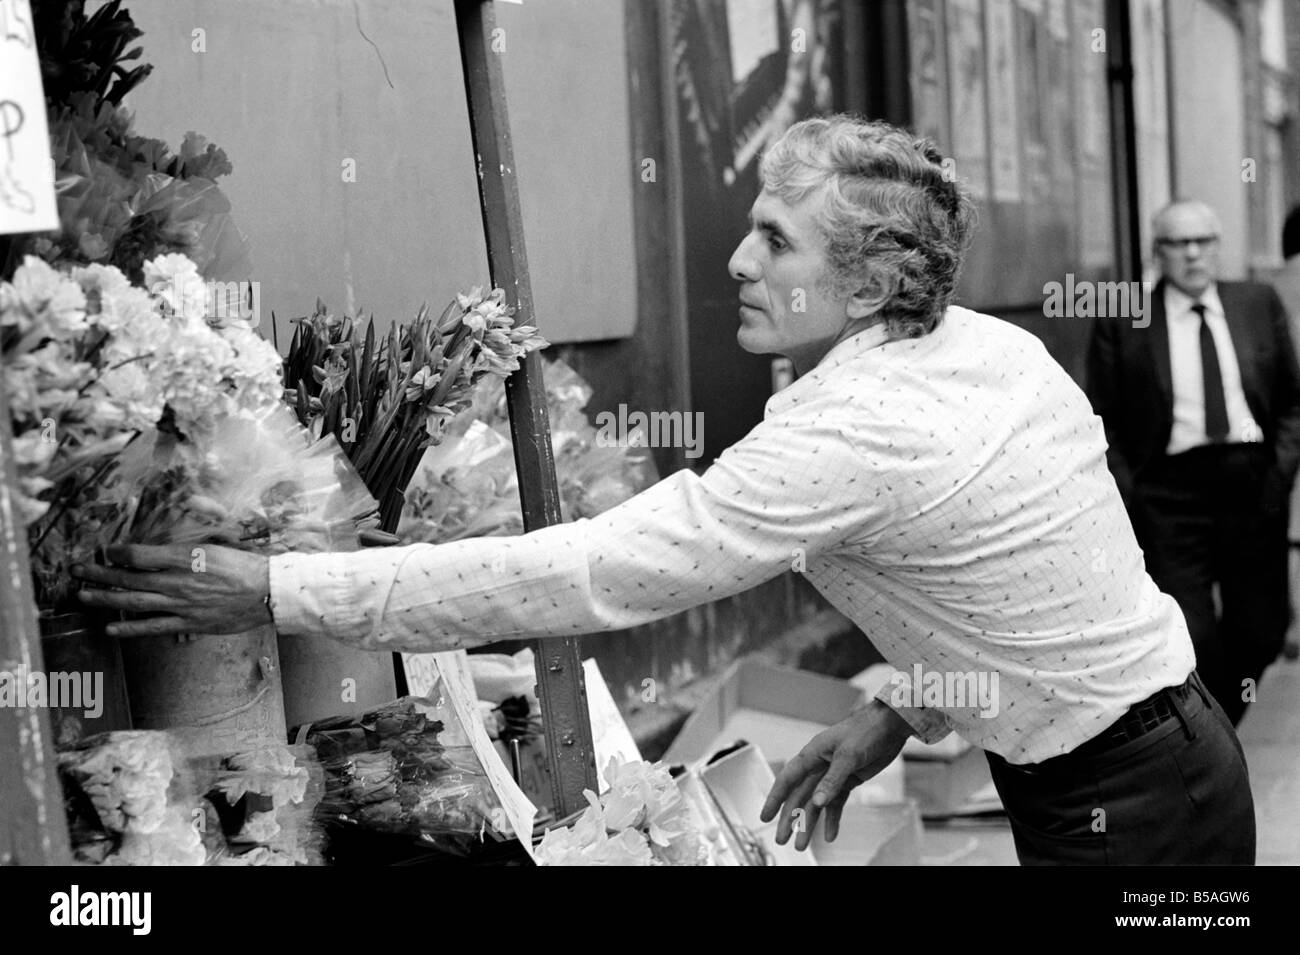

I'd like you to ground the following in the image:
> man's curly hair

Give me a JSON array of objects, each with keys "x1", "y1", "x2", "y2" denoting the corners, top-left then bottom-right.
[{"x1": 759, "y1": 116, "x2": 977, "y2": 340}]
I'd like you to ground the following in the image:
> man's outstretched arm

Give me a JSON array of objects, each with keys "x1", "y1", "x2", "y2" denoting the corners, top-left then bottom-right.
[{"x1": 77, "y1": 389, "x2": 891, "y2": 650}]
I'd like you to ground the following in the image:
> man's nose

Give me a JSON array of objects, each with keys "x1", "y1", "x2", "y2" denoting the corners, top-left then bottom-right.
[{"x1": 729, "y1": 235, "x2": 760, "y2": 282}]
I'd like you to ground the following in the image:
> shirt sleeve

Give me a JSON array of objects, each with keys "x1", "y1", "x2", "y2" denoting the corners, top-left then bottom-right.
[
  {"x1": 269, "y1": 391, "x2": 894, "y2": 653},
  {"x1": 873, "y1": 670, "x2": 954, "y2": 744}
]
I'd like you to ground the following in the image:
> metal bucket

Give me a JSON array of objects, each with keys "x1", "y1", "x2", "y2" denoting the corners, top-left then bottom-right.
[
  {"x1": 117, "y1": 623, "x2": 287, "y2": 757},
  {"x1": 277, "y1": 528, "x2": 397, "y2": 729}
]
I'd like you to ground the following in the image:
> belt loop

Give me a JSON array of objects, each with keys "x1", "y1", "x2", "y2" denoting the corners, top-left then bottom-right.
[
  {"x1": 1189, "y1": 671, "x2": 1213, "y2": 710},
  {"x1": 1168, "y1": 684, "x2": 1197, "y2": 742}
]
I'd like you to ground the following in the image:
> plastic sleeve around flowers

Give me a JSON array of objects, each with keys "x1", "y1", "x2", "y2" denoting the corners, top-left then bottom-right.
[
  {"x1": 872, "y1": 672, "x2": 953, "y2": 745},
  {"x1": 269, "y1": 388, "x2": 892, "y2": 652}
]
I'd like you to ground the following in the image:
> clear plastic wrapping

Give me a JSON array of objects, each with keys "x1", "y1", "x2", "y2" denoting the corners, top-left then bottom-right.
[
  {"x1": 58, "y1": 730, "x2": 327, "y2": 866},
  {"x1": 113, "y1": 401, "x2": 380, "y2": 553},
  {"x1": 200, "y1": 743, "x2": 326, "y2": 866},
  {"x1": 400, "y1": 358, "x2": 658, "y2": 544},
  {"x1": 296, "y1": 695, "x2": 511, "y2": 858}
]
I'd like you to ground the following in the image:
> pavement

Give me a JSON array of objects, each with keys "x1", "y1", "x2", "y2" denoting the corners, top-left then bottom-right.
[{"x1": 1238, "y1": 654, "x2": 1300, "y2": 866}]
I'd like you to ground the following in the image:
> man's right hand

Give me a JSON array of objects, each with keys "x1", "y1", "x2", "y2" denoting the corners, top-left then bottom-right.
[{"x1": 759, "y1": 699, "x2": 913, "y2": 851}]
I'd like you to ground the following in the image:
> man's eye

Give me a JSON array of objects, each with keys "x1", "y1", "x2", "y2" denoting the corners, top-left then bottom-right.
[{"x1": 767, "y1": 234, "x2": 787, "y2": 251}]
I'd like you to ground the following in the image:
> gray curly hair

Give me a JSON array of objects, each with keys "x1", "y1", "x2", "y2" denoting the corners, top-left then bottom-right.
[{"x1": 759, "y1": 116, "x2": 976, "y2": 339}]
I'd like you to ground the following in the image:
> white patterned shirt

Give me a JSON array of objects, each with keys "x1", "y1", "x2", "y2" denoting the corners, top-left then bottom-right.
[{"x1": 270, "y1": 306, "x2": 1195, "y2": 765}]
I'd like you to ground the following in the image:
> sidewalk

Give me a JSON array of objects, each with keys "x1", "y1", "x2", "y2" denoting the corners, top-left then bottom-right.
[{"x1": 1238, "y1": 656, "x2": 1300, "y2": 866}]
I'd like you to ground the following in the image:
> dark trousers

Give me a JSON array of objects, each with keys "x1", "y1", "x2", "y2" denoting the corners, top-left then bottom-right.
[
  {"x1": 986, "y1": 673, "x2": 1255, "y2": 865},
  {"x1": 1131, "y1": 444, "x2": 1288, "y2": 724}
]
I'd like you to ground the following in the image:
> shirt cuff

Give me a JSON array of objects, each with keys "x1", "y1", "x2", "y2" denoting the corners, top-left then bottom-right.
[
  {"x1": 873, "y1": 674, "x2": 952, "y2": 744},
  {"x1": 269, "y1": 549, "x2": 391, "y2": 645}
]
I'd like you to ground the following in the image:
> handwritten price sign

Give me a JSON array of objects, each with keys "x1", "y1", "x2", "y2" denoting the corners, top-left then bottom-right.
[{"x1": 1, "y1": 0, "x2": 58, "y2": 235}]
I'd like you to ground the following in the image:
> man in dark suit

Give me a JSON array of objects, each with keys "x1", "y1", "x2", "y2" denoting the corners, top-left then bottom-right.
[{"x1": 1087, "y1": 199, "x2": 1300, "y2": 725}]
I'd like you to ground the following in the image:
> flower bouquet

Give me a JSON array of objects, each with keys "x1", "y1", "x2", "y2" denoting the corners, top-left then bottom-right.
[
  {"x1": 58, "y1": 730, "x2": 207, "y2": 866},
  {"x1": 5, "y1": 0, "x2": 276, "y2": 606},
  {"x1": 283, "y1": 288, "x2": 548, "y2": 532},
  {"x1": 535, "y1": 756, "x2": 709, "y2": 866},
  {"x1": 1, "y1": 252, "x2": 305, "y2": 607},
  {"x1": 12, "y1": 0, "x2": 250, "y2": 283},
  {"x1": 298, "y1": 695, "x2": 512, "y2": 860},
  {"x1": 200, "y1": 742, "x2": 325, "y2": 866},
  {"x1": 59, "y1": 729, "x2": 327, "y2": 866}
]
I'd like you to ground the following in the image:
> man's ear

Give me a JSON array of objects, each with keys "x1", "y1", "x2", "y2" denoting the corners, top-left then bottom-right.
[{"x1": 847, "y1": 270, "x2": 894, "y2": 321}]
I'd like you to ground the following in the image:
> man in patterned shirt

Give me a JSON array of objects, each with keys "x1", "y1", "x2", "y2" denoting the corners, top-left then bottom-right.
[{"x1": 76, "y1": 116, "x2": 1254, "y2": 865}]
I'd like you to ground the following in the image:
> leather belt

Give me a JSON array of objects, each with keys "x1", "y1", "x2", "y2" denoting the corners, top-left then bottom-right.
[{"x1": 1068, "y1": 675, "x2": 1197, "y2": 760}]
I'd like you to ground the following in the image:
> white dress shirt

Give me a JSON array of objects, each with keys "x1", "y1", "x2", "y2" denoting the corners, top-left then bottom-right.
[
  {"x1": 270, "y1": 306, "x2": 1195, "y2": 765},
  {"x1": 1165, "y1": 283, "x2": 1261, "y2": 453}
]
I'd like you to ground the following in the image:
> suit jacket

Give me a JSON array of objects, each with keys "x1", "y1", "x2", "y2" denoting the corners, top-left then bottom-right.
[{"x1": 1085, "y1": 279, "x2": 1300, "y2": 502}]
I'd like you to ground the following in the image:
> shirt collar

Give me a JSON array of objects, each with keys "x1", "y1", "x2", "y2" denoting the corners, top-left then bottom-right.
[
  {"x1": 1164, "y1": 281, "x2": 1222, "y2": 320},
  {"x1": 816, "y1": 321, "x2": 891, "y2": 373},
  {"x1": 765, "y1": 321, "x2": 891, "y2": 417}
]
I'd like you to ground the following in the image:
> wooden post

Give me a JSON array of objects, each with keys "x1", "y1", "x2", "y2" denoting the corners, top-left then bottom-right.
[
  {"x1": 0, "y1": 356, "x2": 73, "y2": 865},
  {"x1": 453, "y1": 0, "x2": 598, "y2": 816}
]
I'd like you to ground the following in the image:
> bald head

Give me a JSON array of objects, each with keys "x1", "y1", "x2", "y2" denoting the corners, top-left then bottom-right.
[
  {"x1": 1153, "y1": 200, "x2": 1222, "y2": 239},
  {"x1": 1153, "y1": 200, "x2": 1221, "y2": 297}
]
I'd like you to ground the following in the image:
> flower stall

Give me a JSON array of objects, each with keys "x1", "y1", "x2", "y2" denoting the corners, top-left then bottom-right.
[{"x1": 0, "y1": 0, "x2": 692, "y2": 866}]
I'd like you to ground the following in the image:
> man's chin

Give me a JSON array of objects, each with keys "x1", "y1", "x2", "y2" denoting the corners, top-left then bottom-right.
[
  {"x1": 1171, "y1": 274, "x2": 1212, "y2": 297},
  {"x1": 736, "y1": 326, "x2": 773, "y2": 355}
]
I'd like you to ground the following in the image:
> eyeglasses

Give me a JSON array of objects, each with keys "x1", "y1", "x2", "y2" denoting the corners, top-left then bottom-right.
[{"x1": 1156, "y1": 235, "x2": 1220, "y2": 250}]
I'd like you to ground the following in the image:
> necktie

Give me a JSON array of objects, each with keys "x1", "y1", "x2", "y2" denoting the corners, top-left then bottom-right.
[{"x1": 1192, "y1": 302, "x2": 1230, "y2": 442}]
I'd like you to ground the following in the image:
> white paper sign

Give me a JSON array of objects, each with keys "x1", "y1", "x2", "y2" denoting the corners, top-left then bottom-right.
[
  {"x1": 583, "y1": 657, "x2": 641, "y2": 791},
  {"x1": 402, "y1": 650, "x2": 538, "y2": 860},
  {"x1": 0, "y1": 0, "x2": 58, "y2": 235}
]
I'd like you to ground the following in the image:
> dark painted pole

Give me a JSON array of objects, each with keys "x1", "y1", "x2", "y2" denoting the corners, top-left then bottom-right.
[
  {"x1": 452, "y1": 0, "x2": 598, "y2": 817},
  {"x1": 0, "y1": 355, "x2": 73, "y2": 865}
]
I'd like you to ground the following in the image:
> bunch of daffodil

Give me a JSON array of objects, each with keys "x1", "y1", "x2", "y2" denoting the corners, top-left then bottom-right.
[{"x1": 284, "y1": 287, "x2": 547, "y2": 531}]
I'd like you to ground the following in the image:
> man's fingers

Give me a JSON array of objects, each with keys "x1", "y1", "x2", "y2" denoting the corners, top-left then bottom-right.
[
  {"x1": 813, "y1": 746, "x2": 864, "y2": 807},
  {"x1": 105, "y1": 615, "x2": 190, "y2": 637},
  {"x1": 72, "y1": 562, "x2": 189, "y2": 594},
  {"x1": 76, "y1": 573, "x2": 190, "y2": 600},
  {"x1": 71, "y1": 562, "x2": 139, "y2": 588},
  {"x1": 77, "y1": 588, "x2": 181, "y2": 614},
  {"x1": 105, "y1": 543, "x2": 195, "y2": 571},
  {"x1": 794, "y1": 801, "x2": 823, "y2": 853},
  {"x1": 821, "y1": 790, "x2": 851, "y2": 843},
  {"x1": 775, "y1": 772, "x2": 821, "y2": 845},
  {"x1": 761, "y1": 755, "x2": 809, "y2": 822},
  {"x1": 761, "y1": 746, "x2": 828, "y2": 822}
]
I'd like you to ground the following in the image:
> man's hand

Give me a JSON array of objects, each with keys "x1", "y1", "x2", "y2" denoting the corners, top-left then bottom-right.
[
  {"x1": 72, "y1": 544, "x2": 271, "y2": 637},
  {"x1": 760, "y1": 699, "x2": 913, "y2": 851}
]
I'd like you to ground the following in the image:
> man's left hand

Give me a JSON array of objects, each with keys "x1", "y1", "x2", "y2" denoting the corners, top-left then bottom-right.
[
  {"x1": 72, "y1": 544, "x2": 272, "y2": 637},
  {"x1": 760, "y1": 700, "x2": 912, "y2": 851}
]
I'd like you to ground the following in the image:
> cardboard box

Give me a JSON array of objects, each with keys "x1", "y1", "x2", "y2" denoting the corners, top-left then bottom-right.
[
  {"x1": 675, "y1": 769, "x2": 748, "y2": 866},
  {"x1": 666, "y1": 659, "x2": 866, "y2": 766},
  {"x1": 903, "y1": 745, "x2": 1001, "y2": 818},
  {"x1": 810, "y1": 801, "x2": 923, "y2": 866},
  {"x1": 698, "y1": 744, "x2": 816, "y2": 866},
  {"x1": 665, "y1": 657, "x2": 904, "y2": 804}
]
